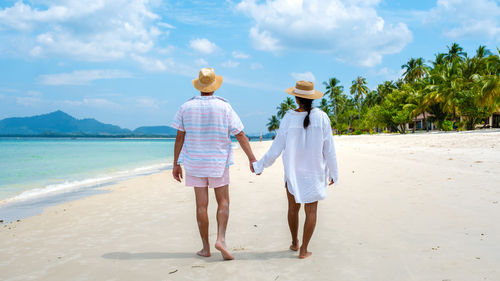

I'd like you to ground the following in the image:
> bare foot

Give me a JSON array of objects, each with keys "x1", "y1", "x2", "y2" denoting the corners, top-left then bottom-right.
[
  {"x1": 196, "y1": 248, "x2": 211, "y2": 257},
  {"x1": 215, "y1": 240, "x2": 234, "y2": 260},
  {"x1": 299, "y1": 247, "x2": 312, "y2": 259},
  {"x1": 290, "y1": 240, "x2": 299, "y2": 251}
]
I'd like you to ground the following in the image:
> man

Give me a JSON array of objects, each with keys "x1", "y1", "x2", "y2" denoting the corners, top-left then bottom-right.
[{"x1": 171, "y1": 68, "x2": 256, "y2": 260}]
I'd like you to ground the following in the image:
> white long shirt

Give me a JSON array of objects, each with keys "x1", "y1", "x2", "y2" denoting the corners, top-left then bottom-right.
[{"x1": 253, "y1": 108, "x2": 339, "y2": 203}]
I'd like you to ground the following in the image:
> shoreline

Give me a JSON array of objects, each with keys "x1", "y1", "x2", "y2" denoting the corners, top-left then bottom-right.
[
  {"x1": 0, "y1": 142, "x2": 241, "y2": 222},
  {"x1": 0, "y1": 161, "x2": 173, "y2": 223}
]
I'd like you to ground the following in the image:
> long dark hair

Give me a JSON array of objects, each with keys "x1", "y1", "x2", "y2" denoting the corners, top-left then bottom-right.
[{"x1": 296, "y1": 97, "x2": 313, "y2": 129}]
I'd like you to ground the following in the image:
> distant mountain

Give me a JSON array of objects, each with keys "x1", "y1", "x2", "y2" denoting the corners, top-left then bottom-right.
[
  {"x1": 0, "y1": 110, "x2": 131, "y2": 136},
  {"x1": 133, "y1": 126, "x2": 177, "y2": 136}
]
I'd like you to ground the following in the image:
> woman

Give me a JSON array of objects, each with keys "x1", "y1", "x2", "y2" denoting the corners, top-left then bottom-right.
[{"x1": 253, "y1": 80, "x2": 339, "y2": 259}]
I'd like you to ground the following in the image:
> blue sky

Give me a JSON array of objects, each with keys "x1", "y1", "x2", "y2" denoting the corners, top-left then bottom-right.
[{"x1": 0, "y1": 0, "x2": 499, "y2": 134}]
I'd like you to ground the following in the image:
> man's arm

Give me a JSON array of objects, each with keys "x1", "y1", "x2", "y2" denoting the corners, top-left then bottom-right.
[
  {"x1": 172, "y1": 130, "x2": 185, "y2": 182},
  {"x1": 234, "y1": 131, "x2": 257, "y2": 172}
]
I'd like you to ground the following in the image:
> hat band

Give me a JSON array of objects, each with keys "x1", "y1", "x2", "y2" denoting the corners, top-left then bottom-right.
[{"x1": 294, "y1": 88, "x2": 315, "y2": 95}]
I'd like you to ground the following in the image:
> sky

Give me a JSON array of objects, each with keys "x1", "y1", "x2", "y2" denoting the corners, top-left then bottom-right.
[{"x1": 0, "y1": 0, "x2": 499, "y2": 134}]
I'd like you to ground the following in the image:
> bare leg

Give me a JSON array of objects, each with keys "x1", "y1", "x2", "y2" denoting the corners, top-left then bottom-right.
[
  {"x1": 214, "y1": 185, "x2": 233, "y2": 260},
  {"x1": 194, "y1": 187, "x2": 211, "y2": 257},
  {"x1": 286, "y1": 187, "x2": 301, "y2": 251},
  {"x1": 299, "y1": 201, "x2": 318, "y2": 259}
]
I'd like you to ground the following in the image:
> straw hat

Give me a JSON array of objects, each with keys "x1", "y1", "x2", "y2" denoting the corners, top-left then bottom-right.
[
  {"x1": 285, "y1": 80, "x2": 323, "y2": 99},
  {"x1": 192, "y1": 68, "x2": 223, "y2": 92}
]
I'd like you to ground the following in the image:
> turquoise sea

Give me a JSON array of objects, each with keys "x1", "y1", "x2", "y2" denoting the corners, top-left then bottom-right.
[{"x1": 0, "y1": 138, "x2": 175, "y2": 203}]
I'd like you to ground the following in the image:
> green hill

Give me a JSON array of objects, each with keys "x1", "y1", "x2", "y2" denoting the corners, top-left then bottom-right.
[{"x1": 0, "y1": 110, "x2": 131, "y2": 136}]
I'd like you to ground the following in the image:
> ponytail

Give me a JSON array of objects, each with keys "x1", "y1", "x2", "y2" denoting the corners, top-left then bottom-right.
[{"x1": 297, "y1": 97, "x2": 313, "y2": 129}]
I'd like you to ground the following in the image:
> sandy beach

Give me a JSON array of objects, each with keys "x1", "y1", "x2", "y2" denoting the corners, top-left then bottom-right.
[{"x1": 1, "y1": 131, "x2": 499, "y2": 281}]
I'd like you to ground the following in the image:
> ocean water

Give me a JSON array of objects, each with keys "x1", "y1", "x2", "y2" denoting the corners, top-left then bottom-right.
[{"x1": 0, "y1": 138, "x2": 175, "y2": 203}]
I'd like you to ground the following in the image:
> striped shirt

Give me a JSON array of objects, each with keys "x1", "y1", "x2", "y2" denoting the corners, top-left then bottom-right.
[{"x1": 171, "y1": 95, "x2": 244, "y2": 177}]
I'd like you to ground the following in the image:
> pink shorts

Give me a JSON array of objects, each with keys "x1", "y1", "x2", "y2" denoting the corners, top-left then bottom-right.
[{"x1": 185, "y1": 168, "x2": 230, "y2": 188}]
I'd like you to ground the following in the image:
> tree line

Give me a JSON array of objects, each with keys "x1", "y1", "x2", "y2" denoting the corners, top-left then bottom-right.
[{"x1": 267, "y1": 43, "x2": 500, "y2": 134}]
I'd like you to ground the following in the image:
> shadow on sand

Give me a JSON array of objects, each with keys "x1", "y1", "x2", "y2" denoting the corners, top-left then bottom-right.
[{"x1": 102, "y1": 250, "x2": 294, "y2": 261}]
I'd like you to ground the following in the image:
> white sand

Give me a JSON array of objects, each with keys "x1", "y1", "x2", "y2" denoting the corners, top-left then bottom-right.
[{"x1": 1, "y1": 131, "x2": 499, "y2": 281}]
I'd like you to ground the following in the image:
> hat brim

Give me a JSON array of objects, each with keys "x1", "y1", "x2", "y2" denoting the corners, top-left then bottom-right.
[
  {"x1": 285, "y1": 87, "x2": 324, "y2": 100},
  {"x1": 192, "y1": 75, "x2": 223, "y2": 92}
]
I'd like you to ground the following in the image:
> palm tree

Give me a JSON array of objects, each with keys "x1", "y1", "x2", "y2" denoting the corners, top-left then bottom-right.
[
  {"x1": 363, "y1": 90, "x2": 382, "y2": 108},
  {"x1": 476, "y1": 45, "x2": 492, "y2": 59},
  {"x1": 377, "y1": 81, "x2": 396, "y2": 100},
  {"x1": 413, "y1": 58, "x2": 428, "y2": 80},
  {"x1": 444, "y1": 43, "x2": 467, "y2": 64},
  {"x1": 266, "y1": 115, "x2": 280, "y2": 134},
  {"x1": 350, "y1": 76, "x2": 369, "y2": 119},
  {"x1": 405, "y1": 81, "x2": 432, "y2": 131},
  {"x1": 480, "y1": 75, "x2": 500, "y2": 107},
  {"x1": 402, "y1": 58, "x2": 417, "y2": 83},
  {"x1": 432, "y1": 53, "x2": 447, "y2": 67},
  {"x1": 431, "y1": 63, "x2": 462, "y2": 120},
  {"x1": 319, "y1": 98, "x2": 331, "y2": 115},
  {"x1": 485, "y1": 48, "x2": 500, "y2": 75},
  {"x1": 323, "y1": 77, "x2": 344, "y2": 121},
  {"x1": 402, "y1": 57, "x2": 428, "y2": 83},
  {"x1": 276, "y1": 97, "x2": 296, "y2": 119}
]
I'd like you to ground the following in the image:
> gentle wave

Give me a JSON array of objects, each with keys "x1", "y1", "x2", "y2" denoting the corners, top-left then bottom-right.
[{"x1": 1, "y1": 162, "x2": 172, "y2": 204}]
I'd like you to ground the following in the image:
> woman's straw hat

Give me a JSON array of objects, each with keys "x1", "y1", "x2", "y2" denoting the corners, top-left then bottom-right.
[
  {"x1": 285, "y1": 80, "x2": 323, "y2": 99},
  {"x1": 192, "y1": 68, "x2": 223, "y2": 92}
]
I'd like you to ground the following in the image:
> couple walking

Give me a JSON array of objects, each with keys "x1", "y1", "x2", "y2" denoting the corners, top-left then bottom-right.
[{"x1": 171, "y1": 68, "x2": 338, "y2": 260}]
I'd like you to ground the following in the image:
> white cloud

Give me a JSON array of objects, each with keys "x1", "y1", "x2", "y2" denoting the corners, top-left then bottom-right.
[
  {"x1": 250, "y1": 62, "x2": 263, "y2": 70},
  {"x1": 425, "y1": 0, "x2": 500, "y2": 40},
  {"x1": 131, "y1": 55, "x2": 197, "y2": 76},
  {"x1": 225, "y1": 77, "x2": 281, "y2": 91},
  {"x1": 249, "y1": 27, "x2": 281, "y2": 51},
  {"x1": 291, "y1": 72, "x2": 316, "y2": 82},
  {"x1": 370, "y1": 67, "x2": 403, "y2": 81},
  {"x1": 63, "y1": 98, "x2": 119, "y2": 108},
  {"x1": 0, "y1": 0, "x2": 163, "y2": 61},
  {"x1": 189, "y1": 38, "x2": 217, "y2": 54},
  {"x1": 132, "y1": 55, "x2": 167, "y2": 72},
  {"x1": 195, "y1": 58, "x2": 209, "y2": 67},
  {"x1": 39, "y1": 70, "x2": 132, "y2": 85},
  {"x1": 221, "y1": 60, "x2": 240, "y2": 68},
  {"x1": 134, "y1": 97, "x2": 161, "y2": 110},
  {"x1": 16, "y1": 96, "x2": 41, "y2": 106},
  {"x1": 232, "y1": 51, "x2": 250, "y2": 59},
  {"x1": 26, "y1": 91, "x2": 42, "y2": 97},
  {"x1": 158, "y1": 22, "x2": 175, "y2": 29},
  {"x1": 157, "y1": 45, "x2": 175, "y2": 54},
  {"x1": 236, "y1": 0, "x2": 412, "y2": 66},
  {"x1": 0, "y1": 88, "x2": 18, "y2": 93}
]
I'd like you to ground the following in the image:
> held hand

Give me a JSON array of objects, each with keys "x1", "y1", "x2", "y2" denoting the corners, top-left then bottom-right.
[
  {"x1": 249, "y1": 160, "x2": 256, "y2": 173},
  {"x1": 251, "y1": 160, "x2": 262, "y2": 175},
  {"x1": 328, "y1": 179, "x2": 334, "y2": 186},
  {"x1": 172, "y1": 165, "x2": 183, "y2": 182}
]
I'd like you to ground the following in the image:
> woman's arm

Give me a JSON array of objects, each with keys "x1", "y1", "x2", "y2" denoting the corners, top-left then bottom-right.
[
  {"x1": 323, "y1": 117, "x2": 338, "y2": 184},
  {"x1": 253, "y1": 119, "x2": 287, "y2": 174}
]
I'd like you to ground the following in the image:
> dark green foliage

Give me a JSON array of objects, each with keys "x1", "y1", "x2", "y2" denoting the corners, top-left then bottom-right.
[{"x1": 268, "y1": 43, "x2": 500, "y2": 134}]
